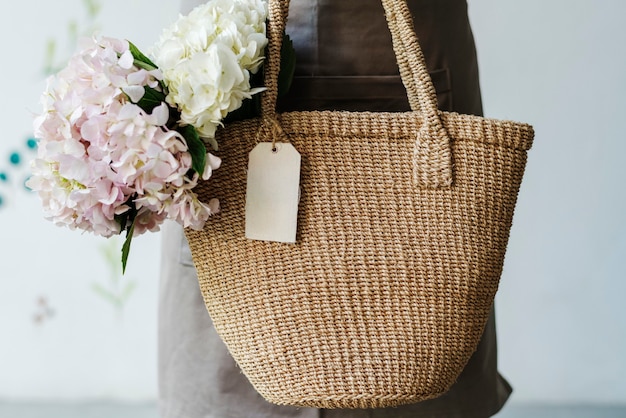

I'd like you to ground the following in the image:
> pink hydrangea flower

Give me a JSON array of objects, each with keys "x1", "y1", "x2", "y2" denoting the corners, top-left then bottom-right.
[{"x1": 28, "y1": 36, "x2": 220, "y2": 239}]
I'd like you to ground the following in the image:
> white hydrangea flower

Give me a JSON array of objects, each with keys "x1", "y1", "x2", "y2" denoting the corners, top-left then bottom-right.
[{"x1": 151, "y1": 0, "x2": 268, "y2": 142}]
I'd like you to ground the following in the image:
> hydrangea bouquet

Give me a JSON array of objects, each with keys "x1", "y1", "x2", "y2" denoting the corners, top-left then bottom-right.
[{"x1": 28, "y1": 0, "x2": 270, "y2": 271}]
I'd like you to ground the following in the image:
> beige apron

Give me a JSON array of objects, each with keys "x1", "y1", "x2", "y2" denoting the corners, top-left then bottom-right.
[{"x1": 159, "y1": 1, "x2": 512, "y2": 416}]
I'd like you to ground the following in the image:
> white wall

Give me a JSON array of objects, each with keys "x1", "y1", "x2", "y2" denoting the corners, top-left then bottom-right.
[
  {"x1": 0, "y1": 0, "x2": 178, "y2": 401},
  {"x1": 469, "y1": 0, "x2": 626, "y2": 405},
  {"x1": 0, "y1": 0, "x2": 624, "y2": 407}
]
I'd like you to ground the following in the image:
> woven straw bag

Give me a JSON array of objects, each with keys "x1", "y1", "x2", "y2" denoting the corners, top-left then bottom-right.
[{"x1": 185, "y1": 0, "x2": 534, "y2": 409}]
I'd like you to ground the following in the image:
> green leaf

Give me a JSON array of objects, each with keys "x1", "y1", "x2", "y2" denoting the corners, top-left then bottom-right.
[
  {"x1": 278, "y1": 33, "x2": 296, "y2": 97},
  {"x1": 121, "y1": 219, "x2": 135, "y2": 275},
  {"x1": 114, "y1": 201, "x2": 137, "y2": 233},
  {"x1": 133, "y1": 85, "x2": 166, "y2": 114},
  {"x1": 127, "y1": 41, "x2": 158, "y2": 70},
  {"x1": 179, "y1": 125, "x2": 207, "y2": 175}
]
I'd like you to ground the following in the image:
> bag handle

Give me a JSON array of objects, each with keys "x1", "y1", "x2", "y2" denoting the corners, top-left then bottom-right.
[{"x1": 261, "y1": 0, "x2": 453, "y2": 188}]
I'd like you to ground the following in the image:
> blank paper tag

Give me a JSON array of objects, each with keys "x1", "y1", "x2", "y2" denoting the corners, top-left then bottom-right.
[{"x1": 245, "y1": 142, "x2": 301, "y2": 243}]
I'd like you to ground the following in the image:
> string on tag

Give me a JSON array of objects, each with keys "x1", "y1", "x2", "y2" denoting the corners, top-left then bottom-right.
[{"x1": 256, "y1": 116, "x2": 288, "y2": 151}]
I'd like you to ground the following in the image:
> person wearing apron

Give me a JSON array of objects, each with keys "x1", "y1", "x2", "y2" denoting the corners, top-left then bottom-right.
[{"x1": 159, "y1": 1, "x2": 512, "y2": 417}]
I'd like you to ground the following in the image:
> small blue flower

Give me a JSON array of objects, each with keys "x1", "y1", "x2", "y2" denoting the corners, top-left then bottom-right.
[{"x1": 0, "y1": 172, "x2": 7, "y2": 182}]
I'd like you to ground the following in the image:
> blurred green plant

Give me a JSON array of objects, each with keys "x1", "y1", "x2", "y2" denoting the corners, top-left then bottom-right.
[
  {"x1": 43, "y1": 0, "x2": 102, "y2": 75},
  {"x1": 1, "y1": 0, "x2": 104, "y2": 209},
  {"x1": 5, "y1": 0, "x2": 138, "y2": 314},
  {"x1": 92, "y1": 237, "x2": 137, "y2": 313}
]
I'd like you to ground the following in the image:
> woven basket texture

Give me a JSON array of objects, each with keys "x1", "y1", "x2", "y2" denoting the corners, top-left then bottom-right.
[{"x1": 185, "y1": 0, "x2": 534, "y2": 409}]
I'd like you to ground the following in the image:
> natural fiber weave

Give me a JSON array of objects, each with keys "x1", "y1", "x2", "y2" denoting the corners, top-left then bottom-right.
[{"x1": 185, "y1": 0, "x2": 534, "y2": 409}]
